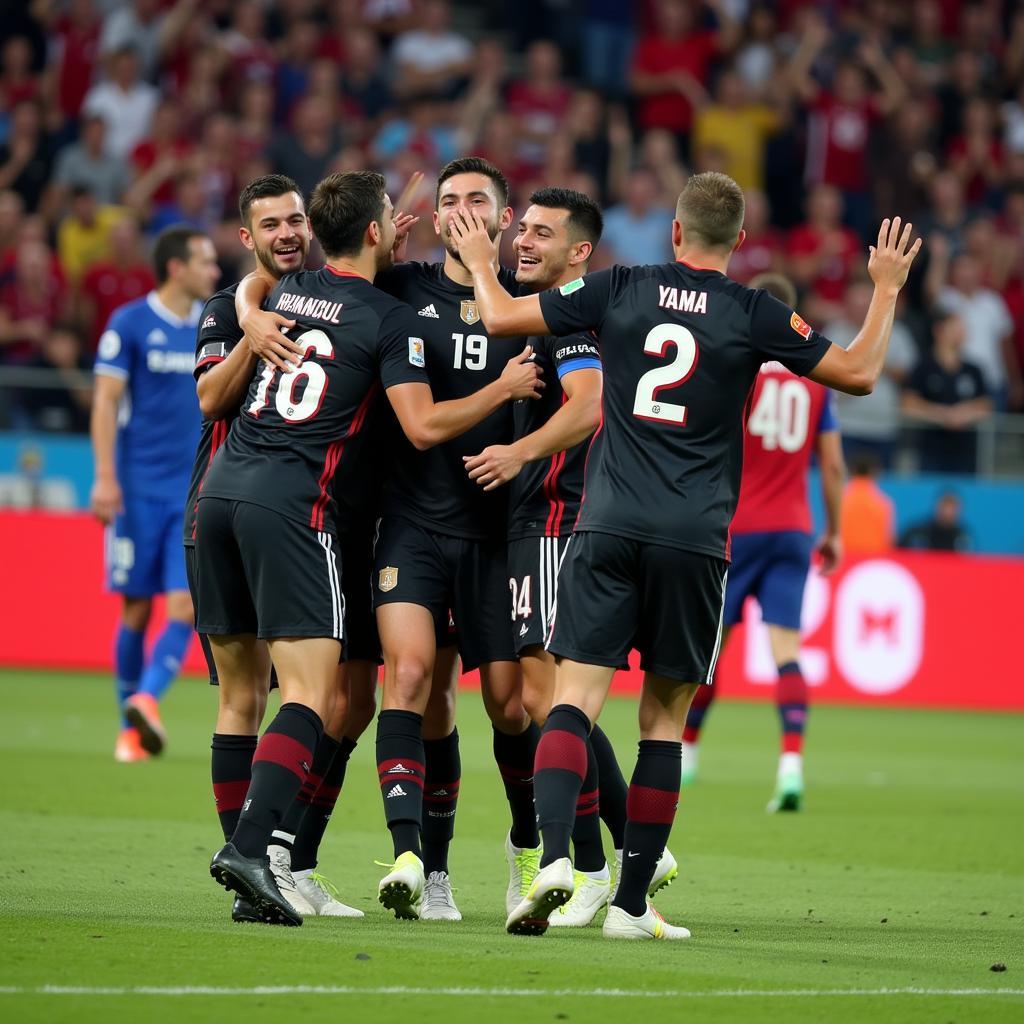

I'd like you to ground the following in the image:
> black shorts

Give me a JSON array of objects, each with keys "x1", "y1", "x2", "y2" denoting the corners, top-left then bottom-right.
[
  {"x1": 185, "y1": 543, "x2": 218, "y2": 684},
  {"x1": 339, "y1": 521, "x2": 381, "y2": 663},
  {"x1": 195, "y1": 497, "x2": 344, "y2": 642},
  {"x1": 547, "y1": 531, "x2": 728, "y2": 684},
  {"x1": 507, "y1": 535, "x2": 572, "y2": 656},
  {"x1": 373, "y1": 516, "x2": 515, "y2": 670}
]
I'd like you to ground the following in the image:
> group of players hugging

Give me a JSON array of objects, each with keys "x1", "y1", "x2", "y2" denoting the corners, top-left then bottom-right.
[{"x1": 91, "y1": 155, "x2": 920, "y2": 940}]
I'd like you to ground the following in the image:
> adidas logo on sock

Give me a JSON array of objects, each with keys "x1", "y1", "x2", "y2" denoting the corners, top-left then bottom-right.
[
  {"x1": 387, "y1": 784, "x2": 407, "y2": 798},
  {"x1": 431, "y1": 788, "x2": 448, "y2": 796},
  {"x1": 388, "y1": 763, "x2": 414, "y2": 774},
  {"x1": 418, "y1": 303, "x2": 440, "y2": 318}
]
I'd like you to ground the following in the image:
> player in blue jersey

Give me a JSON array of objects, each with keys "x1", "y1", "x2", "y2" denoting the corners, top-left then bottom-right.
[{"x1": 90, "y1": 225, "x2": 221, "y2": 762}]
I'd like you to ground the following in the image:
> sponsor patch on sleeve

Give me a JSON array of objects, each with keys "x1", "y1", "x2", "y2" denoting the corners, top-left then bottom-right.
[
  {"x1": 790, "y1": 311, "x2": 813, "y2": 340},
  {"x1": 408, "y1": 337, "x2": 425, "y2": 367},
  {"x1": 559, "y1": 278, "x2": 585, "y2": 296}
]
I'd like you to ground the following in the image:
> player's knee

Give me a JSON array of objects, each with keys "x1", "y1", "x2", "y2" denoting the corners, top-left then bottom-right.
[
  {"x1": 165, "y1": 590, "x2": 194, "y2": 624},
  {"x1": 484, "y1": 690, "x2": 529, "y2": 734},
  {"x1": 385, "y1": 653, "x2": 431, "y2": 708},
  {"x1": 121, "y1": 597, "x2": 152, "y2": 631}
]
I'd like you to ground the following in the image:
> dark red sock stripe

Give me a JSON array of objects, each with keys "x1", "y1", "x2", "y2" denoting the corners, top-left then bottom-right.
[
  {"x1": 782, "y1": 734, "x2": 803, "y2": 754},
  {"x1": 311, "y1": 784, "x2": 342, "y2": 807},
  {"x1": 213, "y1": 779, "x2": 250, "y2": 812},
  {"x1": 535, "y1": 729, "x2": 588, "y2": 779},
  {"x1": 777, "y1": 671, "x2": 808, "y2": 705},
  {"x1": 377, "y1": 758, "x2": 425, "y2": 781},
  {"x1": 576, "y1": 788, "x2": 600, "y2": 816},
  {"x1": 626, "y1": 783, "x2": 678, "y2": 826},
  {"x1": 252, "y1": 732, "x2": 313, "y2": 781}
]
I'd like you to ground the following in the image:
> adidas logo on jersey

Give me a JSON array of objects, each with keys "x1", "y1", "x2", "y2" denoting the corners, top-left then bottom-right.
[
  {"x1": 418, "y1": 303, "x2": 440, "y2": 318},
  {"x1": 388, "y1": 763, "x2": 415, "y2": 774},
  {"x1": 387, "y1": 784, "x2": 407, "y2": 798}
]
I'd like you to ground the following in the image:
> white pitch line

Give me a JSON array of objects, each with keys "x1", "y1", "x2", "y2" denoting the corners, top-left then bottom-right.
[{"x1": 0, "y1": 986, "x2": 1019, "y2": 999}]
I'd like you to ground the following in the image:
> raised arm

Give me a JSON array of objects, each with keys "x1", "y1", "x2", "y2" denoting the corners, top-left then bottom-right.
[
  {"x1": 448, "y1": 211, "x2": 552, "y2": 336},
  {"x1": 464, "y1": 365, "x2": 602, "y2": 490},
  {"x1": 386, "y1": 344, "x2": 542, "y2": 450},
  {"x1": 808, "y1": 217, "x2": 922, "y2": 396}
]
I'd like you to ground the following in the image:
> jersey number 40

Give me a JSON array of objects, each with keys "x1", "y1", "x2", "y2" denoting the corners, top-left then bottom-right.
[{"x1": 747, "y1": 377, "x2": 811, "y2": 452}]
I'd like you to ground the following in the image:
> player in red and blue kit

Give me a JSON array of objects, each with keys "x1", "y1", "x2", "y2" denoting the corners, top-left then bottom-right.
[
  {"x1": 680, "y1": 273, "x2": 847, "y2": 812},
  {"x1": 90, "y1": 226, "x2": 221, "y2": 762}
]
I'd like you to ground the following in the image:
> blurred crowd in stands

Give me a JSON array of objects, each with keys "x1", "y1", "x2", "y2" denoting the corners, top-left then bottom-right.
[{"x1": 1, "y1": 0, "x2": 1024, "y2": 478}]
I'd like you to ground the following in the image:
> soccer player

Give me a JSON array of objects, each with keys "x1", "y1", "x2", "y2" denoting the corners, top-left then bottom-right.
[
  {"x1": 464, "y1": 187, "x2": 677, "y2": 928},
  {"x1": 197, "y1": 171, "x2": 540, "y2": 925},
  {"x1": 448, "y1": 172, "x2": 921, "y2": 939},
  {"x1": 369, "y1": 157, "x2": 544, "y2": 922},
  {"x1": 679, "y1": 272, "x2": 847, "y2": 813},
  {"x1": 91, "y1": 225, "x2": 220, "y2": 762}
]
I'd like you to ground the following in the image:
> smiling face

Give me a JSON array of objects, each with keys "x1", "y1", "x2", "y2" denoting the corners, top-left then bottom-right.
[
  {"x1": 434, "y1": 171, "x2": 511, "y2": 263},
  {"x1": 241, "y1": 191, "x2": 312, "y2": 277},
  {"x1": 513, "y1": 204, "x2": 577, "y2": 290}
]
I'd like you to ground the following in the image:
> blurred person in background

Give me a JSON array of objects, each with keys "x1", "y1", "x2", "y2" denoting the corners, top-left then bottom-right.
[
  {"x1": 0, "y1": 239, "x2": 69, "y2": 365},
  {"x1": 14, "y1": 329, "x2": 92, "y2": 435},
  {"x1": 601, "y1": 168, "x2": 674, "y2": 266},
  {"x1": 266, "y1": 95, "x2": 344, "y2": 198},
  {"x1": 899, "y1": 491, "x2": 971, "y2": 551},
  {"x1": 0, "y1": 100, "x2": 53, "y2": 213},
  {"x1": 726, "y1": 188, "x2": 784, "y2": 285},
  {"x1": 391, "y1": 0, "x2": 473, "y2": 102},
  {"x1": 82, "y1": 46, "x2": 158, "y2": 161},
  {"x1": 56, "y1": 187, "x2": 127, "y2": 284},
  {"x1": 902, "y1": 310, "x2": 992, "y2": 474},
  {"x1": 45, "y1": 115, "x2": 128, "y2": 219},
  {"x1": 826, "y1": 277, "x2": 917, "y2": 470},
  {"x1": 840, "y1": 455, "x2": 895, "y2": 555}
]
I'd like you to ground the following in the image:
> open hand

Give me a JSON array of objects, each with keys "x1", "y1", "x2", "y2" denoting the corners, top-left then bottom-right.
[
  {"x1": 816, "y1": 533, "x2": 842, "y2": 575},
  {"x1": 240, "y1": 308, "x2": 300, "y2": 370},
  {"x1": 90, "y1": 475, "x2": 123, "y2": 525},
  {"x1": 448, "y1": 210, "x2": 497, "y2": 273},
  {"x1": 464, "y1": 444, "x2": 525, "y2": 491},
  {"x1": 868, "y1": 217, "x2": 922, "y2": 292}
]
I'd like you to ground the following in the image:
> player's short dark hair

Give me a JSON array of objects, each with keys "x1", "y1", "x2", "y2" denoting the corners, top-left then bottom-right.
[
  {"x1": 529, "y1": 187, "x2": 604, "y2": 248},
  {"x1": 676, "y1": 172, "x2": 745, "y2": 250},
  {"x1": 749, "y1": 272, "x2": 797, "y2": 308},
  {"x1": 436, "y1": 157, "x2": 510, "y2": 210},
  {"x1": 152, "y1": 225, "x2": 206, "y2": 284},
  {"x1": 238, "y1": 174, "x2": 304, "y2": 228},
  {"x1": 308, "y1": 171, "x2": 386, "y2": 258}
]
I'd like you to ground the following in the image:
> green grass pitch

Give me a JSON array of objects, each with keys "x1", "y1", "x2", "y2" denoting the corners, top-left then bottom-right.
[{"x1": 0, "y1": 668, "x2": 1021, "y2": 1024}]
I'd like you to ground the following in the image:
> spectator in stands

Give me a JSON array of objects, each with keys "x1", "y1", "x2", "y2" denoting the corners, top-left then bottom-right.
[
  {"x1": 340, "y1": 27, "x2": 393, "y2": 125},
  {"x1": 946, "y1": 97, "x2": 1005, "y2": 206},
  {"x1": 15, "y1": 329, "x2": 91, "y2": 434},
  {"x1": 840, "y1": 455, "x2": 896, "y2": 556},
  {"x1": 602, "y1": 167, "x2": 674, "y2": 266},
  {"x1": 0, "y1": 240, "x2": 69, "y2": 365},
  {"x1": 733, "y1": 4, "x2": 780, "y2": 99},
  {"x1": 630, "y1": 0, "x2": 739, "y2": 153},
  {"x1": 581, "y1": 0, "x2": 635, "y2": 99},
  {"x1": 56, "y1": 187, "x2": 127, "y2": 284},
  {"x1": 788, "y1": 183, "x2": 861, "y2": 323},
  {"x1": 391, "y1": 0, "x2": 473, "y2": 101},
  {"x1": 927, "y1": 238, "x2": 1022, "y2": 409},
  {"x1": 219, "y1": 1, "x2": 277, "y2": 100},
  {"x1": 82, "y1": 47, "x2": 158, "y2": 160},
  {"x1": 0, "y1": 101, "x2": 53, "y2": 213},
  {"x1": 98, "y1": 0, "x2": 196, "y2": 83},
  {"x1": 45, "y1": 0, "x2": 102, "y2": 127},
  {"x1": 507, "y1": 40, "x2": 572, "y2": 171},
  {"x1": 607, "y1": 125, "x2": 688, "y2": 209},
  {"x1": 266, "y1": 95, "x2": 344, "y2": 198},
  {"x1": 826, "y1": 277, "x2": 917, "y2": 470},
  {"x1": 77, "y1": 218, "x2": 155, "y2": 350},
  {"x1": 872, "y1": 98, "x2": 938, "y2": 224},
  {"x1": 902, "y1": 311, "x2": 993, "y2": 474},
  {"x1": 899, "y1": 491, "x2": 971, "y2": 551},
  {"x1": 275, "y1": 19, "x2": 320, "y2": 123},
  {"x1": 0, "y1": 190, "x2": 25, "y2": 252},
  {"x1": 128, "y1": 101, "x2": 193, "y2": 209},
  {"x1": 727, "y1": 188, "x2": 783, "y2": 285},
  {"x1": 0, "y1": 36, "x2": 40, "y2": 110},
  {"x1": 45, "y1": 116, "x2": 127, "y2": 220},
  {"x1": 691, "y1": 66, "x2": 779, "y2": 191}
]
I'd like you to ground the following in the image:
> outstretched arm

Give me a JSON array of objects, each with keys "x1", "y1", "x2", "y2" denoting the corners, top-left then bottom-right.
[
  {"x1": 808, "y1": 217, "x2": 922, "y2": 396},
  {"x1": 448, "y1": 211, "x2": 551, "y2": 336}
]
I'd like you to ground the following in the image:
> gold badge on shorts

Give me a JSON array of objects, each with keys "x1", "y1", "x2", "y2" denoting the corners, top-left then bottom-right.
[
  {"x1": 460, "y1": 299, "x2": 480, "y2": 325},
  {"x1": 379, "y1": 566, "x2": 398, "y2": 592}
]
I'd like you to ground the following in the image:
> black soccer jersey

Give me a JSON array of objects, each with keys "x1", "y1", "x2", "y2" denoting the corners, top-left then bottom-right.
[
  {"x1": 538, "y1": 261, "x2": 832, "y2": 559},
  {"x1": 375, "y1": 261, "x2": 525, "y2": 539},
  {"x1": 200, "y1": 267, "x2": 429, "y2": 534},
  {"x1": 507, "y1": 332, "x2": 601, "y2": 539},
  {"x1": 183, "y1": 282, "x2": 240, "y2": 547}
]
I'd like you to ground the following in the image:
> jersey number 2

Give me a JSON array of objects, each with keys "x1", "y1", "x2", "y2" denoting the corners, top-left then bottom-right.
[
  {"x1": 632, "y1": 323, "x2": 699, "y2": 425},
  {"x1": 247, "y1": 329, "x2": 335, "y2": 423}
]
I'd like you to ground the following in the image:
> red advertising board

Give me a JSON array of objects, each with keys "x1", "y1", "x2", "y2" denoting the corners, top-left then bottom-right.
[{"x1": 2, "y1": 511, "x2": 1021, "y2": 710}]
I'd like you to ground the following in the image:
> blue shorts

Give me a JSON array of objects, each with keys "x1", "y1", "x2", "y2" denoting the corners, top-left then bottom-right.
[
  {"x1": 105, "y1": 497, "x2": 189, "y2": 597},
  {"x1": 724, "y1": 531, "x2": 813, "y2": 630}
]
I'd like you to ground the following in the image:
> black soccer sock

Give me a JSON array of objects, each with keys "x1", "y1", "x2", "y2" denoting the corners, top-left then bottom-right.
[
  {"x1": 612, "y1": 740, "x2": 681, "y2": 917},
  {"x1": 290, "y1": 735, "x2": 356, "y2": 872},
  {"x1": 230, "y1": 704, "x2": 323, "y2": 859},
  {"x1": 494, "y1": 721, "x2": 540, "y2": 850},
  {"x1": 274, "y1": 734, "x2": 337, "y2": 854},
  {"x1": 211, "y1": 733, "x2": 257, "y2": 842},
  {"x1": 534, "y1": 704, "x2": 590, "y2": 867},
  {"x1": 422, "y1": 728, "x2": 460, "y2": 875},
  {"x1": 376, "y1": 709, "x2": 425, "y2": 860},
  {"x1": 570, "y1": 737, "x2": 605, "y2": 872},
  {"x1": 589, "y1": 724, "x2": 628, "y2": 850}
]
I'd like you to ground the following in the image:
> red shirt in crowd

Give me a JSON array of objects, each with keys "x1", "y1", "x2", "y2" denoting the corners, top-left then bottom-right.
[
  {"x1": 81, "y1": 262, "x2": 157, "y2": 349},
  {"x1": 51, "y1": 14, "x2": 101, "y2": 120},
  {"x1": 731, "y1": 362, "x2": 836, "y2": 535},
  {"x1": 130, "y1": 138, "x2": 195, "y2": 204},
  {"x1": 0, "y1": 265, "x2": 68, "y2": 364},
  {"x1": 806, "y1": 93, "x2": 880, "y2": 193},
  {"x1": 631, "y1": 31, "x2": 717, "y2": 134},
  {"x1": 728, "y1": 229, "x2": 785, "y2": 285},
  {"x1": 787, "y1": 223, "x2": 861, "y2": 302}
]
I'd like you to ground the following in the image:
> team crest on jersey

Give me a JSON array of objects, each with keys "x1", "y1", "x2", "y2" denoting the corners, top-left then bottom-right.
[
  {"x1": 460, "y1": 300, "x2": 481, "y2": 325},
  {"x1": 790, "y1": 312, "x2": 813, "y2": 340},
  {"x1": 408, "y1": 337, "x2": 425, "y2": 367},
  {"x1": 379, "y1": 566, "x2": 399, "y2": 592}
]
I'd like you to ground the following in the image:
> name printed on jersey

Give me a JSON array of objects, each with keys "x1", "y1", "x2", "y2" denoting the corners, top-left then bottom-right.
[
  {"x1": 274, "y1": 292, "x2": 343, "y2": 324},
  {"x1": 657, "y1": 286, "x2": 708, "y2": 314}
]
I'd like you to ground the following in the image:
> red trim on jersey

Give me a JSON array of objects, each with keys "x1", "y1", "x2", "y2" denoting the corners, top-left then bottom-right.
[
  {"x1": 542, "y1": 449, "x2": 567, "y2": 537},
  {"x1": 192, "y1": 418, "x2": 230, "y2": 540},
  {"x1": 324, "y1": 264, "x2": 369, "y2": 281},
  {"x1": 308, "y1": 383, "x2": 380, "y2": 531},
  {"x1": 676, "y1": 257, "x2": 722, "y2": 273}
]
